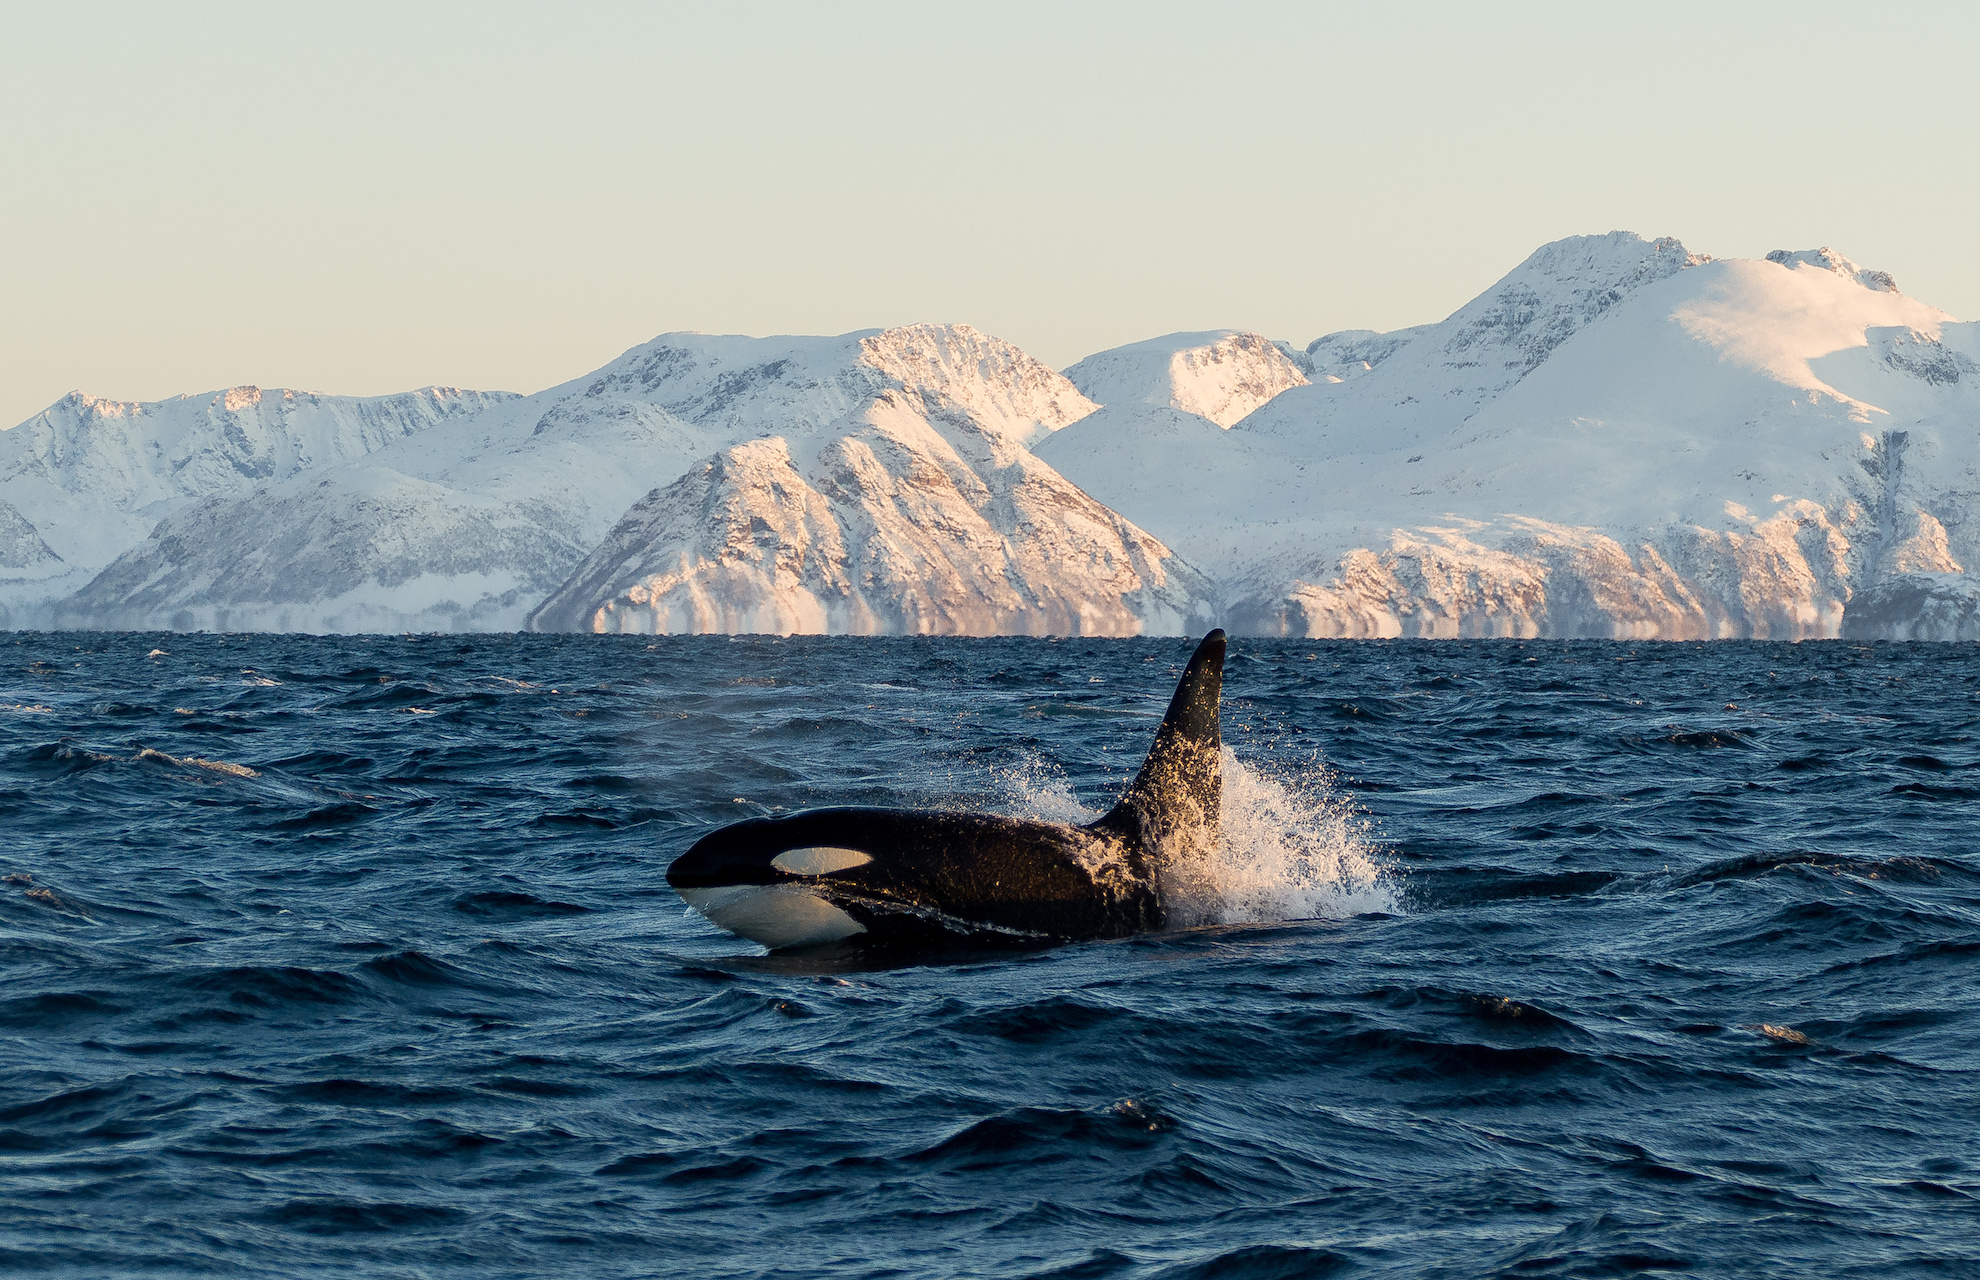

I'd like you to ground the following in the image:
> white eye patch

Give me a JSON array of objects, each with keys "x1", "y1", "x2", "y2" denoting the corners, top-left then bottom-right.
[{"x1": 771, "y1": 846, "x2": 873, "y2": 876}]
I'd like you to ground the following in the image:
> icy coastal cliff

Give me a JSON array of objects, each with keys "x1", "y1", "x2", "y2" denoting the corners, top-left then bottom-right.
[{"x1": 6, "y1": 232, "x2": 1977, "y2": 638}]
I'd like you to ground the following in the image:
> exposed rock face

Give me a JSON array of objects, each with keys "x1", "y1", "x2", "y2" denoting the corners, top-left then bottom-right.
[
  {"x1": 1286, "y1": 327, "x2": 1429, "y2": 382},
  {"x1": 855, "y1": 324, "x2": 1098, "y2": 448},
  {"x1": 528, "y1": 399, "x2": 1208, "y2": 636},
  {"x1": 1767, "y1": 247, "x2": 1898, "y2": 294},
  {"x1": 1872, "y1": 325, "x2": 1977, "y2": 387},
  {"x1": 0, "y1": 499, "x2": 59, "y2": 571},
  {"x1": 1440, "y1": 233, "x2": 1708, "y2": 381},
  {"x1": 1229, "y1": 509, "x2": 1860, "y2": 640}
]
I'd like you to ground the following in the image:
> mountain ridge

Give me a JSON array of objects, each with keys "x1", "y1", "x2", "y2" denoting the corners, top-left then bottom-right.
[
  {"x1": 9, "y1": 231, "x2": 1978, "y2": 639},
  {"x1": 44, "y1": 324, "x2": 1202, "y2": 636}
]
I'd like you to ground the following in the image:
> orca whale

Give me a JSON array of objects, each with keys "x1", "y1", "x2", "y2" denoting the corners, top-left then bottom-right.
[{"x1": 667, "y1": 630, "x2": 1227, "y2": 950}]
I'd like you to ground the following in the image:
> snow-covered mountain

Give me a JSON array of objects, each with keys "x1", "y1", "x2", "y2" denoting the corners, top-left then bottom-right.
[
  {"x1": 524, "y1": 326, "x2": 1206, "y2": 636},
  {"x1": 526, "y1": 432, "x2": 1202, "y2": 637},
  {"x1": 51, "y1": 325, "x2": 1208, "y2": 636},
  {"x1": 56, "y1": 331, "x2": 911, "y2": 631},
  {"x1": 1061, "y1": 331, "x2": 1306, "y2": 428},
  {"x1": 13, "y1": 231, "x2": 1980, "y2": 639},
  {"x1": 0, "y1": 385, "x2": 511, "y2": 625},
  {"x1": 1035, "y1": 331, "x2": 1304, "y2": 568},
  {"x1": 1040, "y1": 233, "x2": 1980, "y2": 639}
]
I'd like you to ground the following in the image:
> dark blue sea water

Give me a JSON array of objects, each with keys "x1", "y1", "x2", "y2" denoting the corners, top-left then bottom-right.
[{"x1": 2, "y1": 633, "x2": 1976, "y2": 1278}]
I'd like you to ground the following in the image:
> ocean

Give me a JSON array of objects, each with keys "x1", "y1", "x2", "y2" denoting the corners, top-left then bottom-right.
[{"x1": 2, "y1": 632, "x2": 1975, "y2": 1278}]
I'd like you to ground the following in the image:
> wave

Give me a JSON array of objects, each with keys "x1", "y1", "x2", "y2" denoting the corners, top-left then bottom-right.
[
  {"x1": 3, "y1": 633, "x2": 1976, "y2": 1275},
  {"x1": 261, "y1": 1198, "x2": 467, "y2": 1236}
]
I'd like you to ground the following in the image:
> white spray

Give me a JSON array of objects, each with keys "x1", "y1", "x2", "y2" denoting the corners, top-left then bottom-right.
[{"x1": 991, "y1": 747, "x2": 1401, "y2": 927}]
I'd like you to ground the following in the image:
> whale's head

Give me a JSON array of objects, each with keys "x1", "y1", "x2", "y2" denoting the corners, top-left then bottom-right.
[{"x1": 666, "y1": 821, "x2": 875, "y2": 949}]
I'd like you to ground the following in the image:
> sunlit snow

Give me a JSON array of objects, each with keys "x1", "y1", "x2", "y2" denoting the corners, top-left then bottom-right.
[{"x1": 5, "y1": 233, "x2": 1978, "y2": 638}]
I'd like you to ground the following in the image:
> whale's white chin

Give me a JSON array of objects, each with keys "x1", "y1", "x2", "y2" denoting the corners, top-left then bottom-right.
[{"x1": 678, "y1": 884, "x2": 868, "y2": 949}]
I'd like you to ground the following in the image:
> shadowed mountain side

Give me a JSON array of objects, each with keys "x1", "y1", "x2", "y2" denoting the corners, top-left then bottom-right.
[
  {"x1": 0, "y1": 387, "x2": 514, "y2": 572},
  {"x1": 0, "y1": 498, "x2": 59, "y2": 571},
  {"x1": 1842, "y1": 572, "x2": 1980, "y2": 641},
  {"x1": 0, "y1": 385, "x2": 517, "y2": 624},
  {"x1": 57, "y1": 469, "x2": 591, "y2": 633}
]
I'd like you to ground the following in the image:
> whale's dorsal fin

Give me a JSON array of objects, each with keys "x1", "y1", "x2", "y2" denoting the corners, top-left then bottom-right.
[{"x1": 1094, "y1": 629, "x2": 1224, "y2": 859}]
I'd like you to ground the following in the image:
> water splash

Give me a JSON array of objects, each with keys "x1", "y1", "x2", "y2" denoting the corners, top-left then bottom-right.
[
  {"x1": 991, "y1": 749, "x2": 1400, "y2": 926},
  {"x1": 989, "y1": 755, "x2": 1101, "y2": 827},
  {"x1": 1187, "y1": 749, "x2": 1399, "y2": 924}
]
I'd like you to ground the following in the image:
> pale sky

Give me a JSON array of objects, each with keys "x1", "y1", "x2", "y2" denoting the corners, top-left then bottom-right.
[{"x1": 3, "y1": 0, "x2": 1975, "y2": 429}]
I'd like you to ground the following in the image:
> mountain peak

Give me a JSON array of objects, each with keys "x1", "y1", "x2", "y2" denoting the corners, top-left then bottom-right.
[
  {"x1": 1766, "y1": 247, "x2": 1898, "y2": 293},
  {"x1": 1431, "y1": 231, "x2": 1705, "y2": 381},
  {"x1": 856, "y1": 323, "x2": 1097, "y2": 449},
  {"x1": 38, "y1": 391, "x2": 142, "y2": 423},
  {"x1": 1512, "y1": 231, "x2": 1708, "y2": 277},
  {"x1": 1062, "y1": 331, "x2": 1306, "y2": 428}
]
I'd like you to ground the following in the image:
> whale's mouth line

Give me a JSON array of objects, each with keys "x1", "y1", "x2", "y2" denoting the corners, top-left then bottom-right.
[
  {"x1": 820, "y1": 890, "x2": 1059, "y2": 941},
  {"x1": 683, "y1": 880, "x2": 1061, "y2": 948}
]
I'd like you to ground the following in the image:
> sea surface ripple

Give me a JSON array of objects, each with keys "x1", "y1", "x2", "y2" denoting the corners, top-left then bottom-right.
[{"x1": 2, "y1": 633, "x2": 1976, "y2": 1278}]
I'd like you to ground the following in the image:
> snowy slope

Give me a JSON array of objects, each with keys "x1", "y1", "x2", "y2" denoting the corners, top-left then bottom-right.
[
  {"x1": 1244, "y1": 232, "x2": 1708, "y2": 451},
  {"x1": 527, "y1": 428, "x2": 1205, "y2": 637},
  {"x1": 1040, "y1": 233, "x2": 1980, "y2": 639},
  {"x1": 526, "y1": 326, "x2": 1210, "y2": 636},
  {"x1": 27, "y1": 231, "x2": 1980, "y2": 639},
  {"x1": 1233, "y1": 250, "x2": 1976, "y2": 639},
  {"x1": 65, "y1": 465, "x2": 593, "y2": 633},
  {"x1": 1036, "y1": 331, "x2": 1301, "y2": 571},
  {"x1": 60, "y1": 324, "x2": 1206, "y2": 635},
  {"x1": 1061, "y1": 331, "x2": 1306, "y2": 428},
  {"x1": 0, "y1": 385, "x2": 514, "y2": 562},
  {"x1": 0, "y1": 385, "x2": 513, "y2": 624},
  {"x1": 1041, "y1": 233, "x2": 1715, "y2": 575}
]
